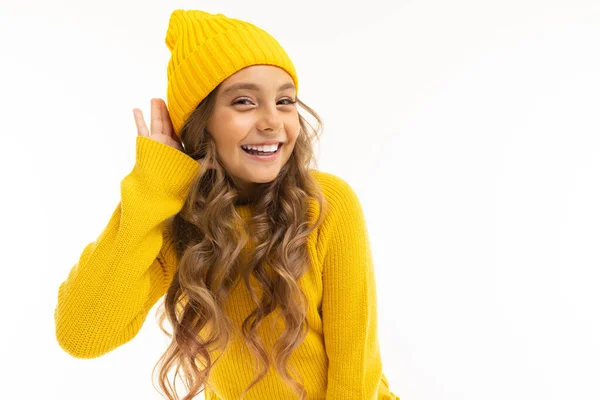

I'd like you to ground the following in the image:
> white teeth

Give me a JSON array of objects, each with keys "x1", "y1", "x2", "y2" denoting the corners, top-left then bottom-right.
[{"x1": 241, "y1": 143, "x2": 279, "y2": 152}]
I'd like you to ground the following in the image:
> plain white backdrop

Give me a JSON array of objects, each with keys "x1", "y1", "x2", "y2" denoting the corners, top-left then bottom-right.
[{"x1": 1, "y1": 0, "x2": 599, "y2": 399}]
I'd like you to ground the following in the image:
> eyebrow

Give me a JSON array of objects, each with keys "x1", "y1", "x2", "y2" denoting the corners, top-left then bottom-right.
[{"x1": 222, "y1": 82, "x2": 296, "y2": 95}]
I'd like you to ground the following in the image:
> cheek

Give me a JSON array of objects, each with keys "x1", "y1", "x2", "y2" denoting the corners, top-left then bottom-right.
[
  {"x1": 290, "y1": 128, "x2": 301, "y2": 146},
  {"x1": 210, "y1": 109, "x2": 248, "y2": 136},
  {"x1": 210, "y1": 126, "x2": 246, "y2": 152},
  {"x1": 286, "y1": 119, "x2": 301, "y2": 139}
]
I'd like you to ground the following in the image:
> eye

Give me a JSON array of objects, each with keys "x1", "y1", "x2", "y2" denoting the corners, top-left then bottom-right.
[
  {"x1": 233, "y1": 98, "x2": 253, "y2": 106},
  {"x1": 232, "y1": 98, "x2": 297, "y2": 106},
  {"x1": 280, "y1": 98, "x2": 297, "y2": 105}
]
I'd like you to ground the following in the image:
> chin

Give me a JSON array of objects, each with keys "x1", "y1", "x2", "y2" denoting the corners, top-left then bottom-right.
[{"x1": 250, "y1": 173, "x2": 280, "y2": 183}]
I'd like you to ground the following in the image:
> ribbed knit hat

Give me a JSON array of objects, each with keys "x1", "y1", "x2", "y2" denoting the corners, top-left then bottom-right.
[{"x1": 164, "y1": 9, "x2": 299, "y2": 138}]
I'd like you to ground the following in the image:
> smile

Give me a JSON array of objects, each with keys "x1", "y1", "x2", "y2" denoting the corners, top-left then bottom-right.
[{"x1": 241, "y1": 143, "x2": 283, "y2": 161}]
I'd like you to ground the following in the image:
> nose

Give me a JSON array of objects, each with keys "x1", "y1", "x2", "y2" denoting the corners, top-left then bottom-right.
[{"x1": 256, "y1": 105, "x2": 284, "y2": 133}]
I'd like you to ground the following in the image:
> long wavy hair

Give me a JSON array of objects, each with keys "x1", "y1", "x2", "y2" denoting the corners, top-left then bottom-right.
[{"x1": 151, "y1": 81, "x2": 328, "y2": 400}]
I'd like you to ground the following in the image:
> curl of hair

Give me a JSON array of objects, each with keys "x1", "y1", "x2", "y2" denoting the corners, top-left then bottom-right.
[{"x1": 150, "y1": 83, "x2": 328, "y2": 400}]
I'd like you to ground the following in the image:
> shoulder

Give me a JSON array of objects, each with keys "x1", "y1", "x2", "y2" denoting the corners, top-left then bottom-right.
[
  {"x1": 310, "y1": 169, "x2": 359, "y2": 200},
  {"x1": 308, "y1": 170, "x2": 369, "y2": 266},
  {"x1": 308, "y1": 169, "x2": 364, "y2": 223}
]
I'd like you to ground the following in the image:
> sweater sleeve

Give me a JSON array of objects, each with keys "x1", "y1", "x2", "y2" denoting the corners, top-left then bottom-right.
[
  {"x1": 319, "y1": 175, "x2": 383, "y2": 399},
  {"x1": 54, "y1": 135, "x2": 201, "y2": 359}
]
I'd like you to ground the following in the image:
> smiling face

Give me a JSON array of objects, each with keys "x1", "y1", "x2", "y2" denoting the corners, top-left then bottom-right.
[{"x1": 206, "y1": 65, "x2": 300, "y2": 200}]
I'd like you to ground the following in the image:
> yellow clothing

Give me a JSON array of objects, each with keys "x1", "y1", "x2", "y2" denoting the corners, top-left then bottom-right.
[{"x1": 54, "y1": 135, "x2": 400, "y2": 400}]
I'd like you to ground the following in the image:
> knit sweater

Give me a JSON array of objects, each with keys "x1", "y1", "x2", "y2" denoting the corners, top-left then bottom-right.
[{"x1": 54, "y1": 135, "x2": 400, "y2": 400}]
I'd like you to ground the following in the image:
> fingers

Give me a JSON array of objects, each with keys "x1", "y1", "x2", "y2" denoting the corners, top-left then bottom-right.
[
  {"x1": 134, "y1": 98, "x2": 175, "y2": 140},
  {"x1": 157, "y1": 99, "x2": 174, "y2": 135},
  {"x1": 157, "y1": 98, "x2": 181, "y2": 144},
  {"x1": 133, "y1": 108, "x2": 149, "y2": 137},
  {"x1": 150, "y1": 98, "x2": 162, "y2": 136}
]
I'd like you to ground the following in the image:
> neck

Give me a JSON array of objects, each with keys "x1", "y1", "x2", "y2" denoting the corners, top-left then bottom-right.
[{"x1": 235, "y1": 187, "x2": 257, "y2": 206}]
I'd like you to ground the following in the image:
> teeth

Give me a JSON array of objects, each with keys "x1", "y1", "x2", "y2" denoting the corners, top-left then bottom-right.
[{"x1": 241, "y1": 143, "x2": 279, "y2": 152}]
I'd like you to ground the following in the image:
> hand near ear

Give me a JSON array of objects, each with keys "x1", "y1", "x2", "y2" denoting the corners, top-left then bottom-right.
[{"x1": 133, "y1": 98, "x2": 184, "y2": 153}]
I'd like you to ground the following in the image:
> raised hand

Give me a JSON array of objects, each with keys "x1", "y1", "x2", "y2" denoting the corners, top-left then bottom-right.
[{"x1": 133, "y1": 98, "x2": 184, "y2": 153}]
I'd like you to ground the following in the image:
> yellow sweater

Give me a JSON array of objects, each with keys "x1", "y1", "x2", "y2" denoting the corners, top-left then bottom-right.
[{"x1": 54, "y1": 135, "x2": 400, "y2": 400}]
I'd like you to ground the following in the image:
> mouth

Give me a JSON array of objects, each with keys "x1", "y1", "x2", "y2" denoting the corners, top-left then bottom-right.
[
  {"x1": 240, "y1": 142, "x2": 283, "y2": 160},
  {"x1": 240, "y1": 142, "x2": 283, "y2": 155}
]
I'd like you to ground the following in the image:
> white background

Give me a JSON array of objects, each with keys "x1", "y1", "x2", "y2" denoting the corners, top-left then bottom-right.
[{"x1": 1, "y1": 0, "x2": 599, "y2": 399}]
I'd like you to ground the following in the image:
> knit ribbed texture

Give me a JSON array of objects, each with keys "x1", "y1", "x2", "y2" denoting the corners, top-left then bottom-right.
[
  {"x1": 164, "y1": 9, "x2": 299, "y2": 138},
  {"x1": 54, "y1": 136, "x2": 399, "y2": 400}
]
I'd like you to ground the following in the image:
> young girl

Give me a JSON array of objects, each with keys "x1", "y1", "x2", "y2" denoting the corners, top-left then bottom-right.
[{"x1": 54, "y1": 9, "x2": 400, "y2": 400}]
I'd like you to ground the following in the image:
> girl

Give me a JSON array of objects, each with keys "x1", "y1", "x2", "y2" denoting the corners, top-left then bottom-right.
[{"x1": 54, "y1": 9, "x2": 399, "y2": 400}]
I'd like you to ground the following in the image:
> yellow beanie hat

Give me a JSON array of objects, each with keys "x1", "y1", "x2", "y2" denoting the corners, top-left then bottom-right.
[{"x1": 164, "y1": 9, "x2": 299, "y2": 137}]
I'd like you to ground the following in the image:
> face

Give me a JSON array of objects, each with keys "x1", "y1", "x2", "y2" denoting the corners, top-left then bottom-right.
[{"x1": 206, "y1": 65, "x2": 300, "y2": 199}]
